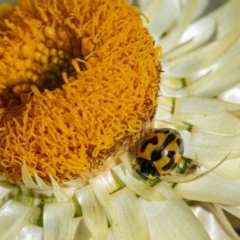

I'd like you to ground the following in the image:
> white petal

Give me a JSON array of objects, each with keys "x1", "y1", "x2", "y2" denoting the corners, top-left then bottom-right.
[
  {"x1": 173, "y1": 112, "x2": 240, "y2": 135},
  {"x1": 111, "y1": 187, "x2": 151, "y2": 240},
  {"x1": 220, "y1": 205, "x2": 240, "y2": 219},
  {"x1": 75, "y1": 185, "x2": 108, "y2": 240},
  {"x1": 210, "y1": 0, "x2": 240, "y2": 38},
  {"x1": 34, "y1": 173, "x2": 51, "y2": 190},
  {"x1": 179, "y1": 130, "x2": 240, "y2": 160},
  {"x1": 219, "y1": 83, "x2": 240, "y2": 104},
  {"x1": 43, "y1": 202, "x2": 74, "y2": 240},
  {"x1": 62, "y1": 179, "x2": 85, "y2": 189},
  {"x1": 113, "y1": 164, "x2": 167, "y2": 201},
  {"x1": 139, "y1": 181, "x2": 210, "y2": 240},
  {"x1": 22, "y1": 161, "x2": 39, "y2": 189},
  {"x1": 72, "y1": 217, "x2": 92, "y2": 240},
  {"x1": 49, "y1": 174, "x2": 75, "y2": 199},
  {"x1": 175, "y1": 172, "x2": 240, "y2": 205},
  {"x1": 192, "y1": 203, "x2": 240, "y2": 240},
  {"x1": 0, "y1": 182, "x2": 18, "y2": 205},
  {"x1": 210, "y1": 38, "x2": 240, "y2": 74},
  {"x1": 119, "y1": 151, "x2": 134, "y2": 174},
  {"x1": 163, "y1": 30, "x2": 240, "y2": 78},
  {"x1": 193, "y1": 0, "x2": 209, "y2": 20},
  {"x1": 154, "y1": 108, "x2": 172, "y2": 121},
  {"x1": 0, "y1": 200, "x2": 40, "y2": 240},
  {"x1": 157, "y1": 96, "x2": 174, "y2": 113},
  {"x1": 164, "y1": 16, "x2": 216, "y2": 60},
  {"x1": 189, "y1": 54, "x2": 240, "y2": 97},
  {"x1": 143, "y1": 0, "x2": 180, "y2": 40},
  {"x1": 95, "y1": 169, "x2": 123, "y2": 194},
  {"x1": 89, "y1": 175, "x2": 122, "y2": 240},
  {"x1": 187, "y1": 36, "x2": 240, "y2": 85},
  {"x1": 196, "y1": 158, "x2": 240, "y2": 181},
  {"x1": 107, "y1": 228, "x2": 115, "y2": 240},
  {"x1": 13, "y1": 224, "x2": 43, "y2": 240},
  {"x1": 159, "y1": 0, "x2": 197, "y2": 53},
  {"x1": 161, "y1": 85, "x2": 188, "y2": 98},
  {"x1": 191, "y1": 128, "x2": 240, "y2": 150},
  {"x1": 135, "y1": 0, "x2": 151, "y2": 11},
  {"x1": 175, "y1": 96, "x2": 240, "y2": 114},
  {"x1": 178, "y1": 130, "x2": 192, "y2": 158}
]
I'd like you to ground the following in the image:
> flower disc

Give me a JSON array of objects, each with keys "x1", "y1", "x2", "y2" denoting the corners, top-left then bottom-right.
[{"x1": 0, "y1": 0, "x2": 161, "y2": 183}]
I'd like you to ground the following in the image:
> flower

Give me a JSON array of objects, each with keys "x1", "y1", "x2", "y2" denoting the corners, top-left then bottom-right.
[{"x1": 0, "y1": 0, "x2": 240, "y2": 239}]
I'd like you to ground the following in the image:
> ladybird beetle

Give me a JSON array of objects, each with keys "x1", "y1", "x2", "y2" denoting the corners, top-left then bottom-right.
[{"x1": 134, "y1": 128, "x2": 184, "y2": 180}]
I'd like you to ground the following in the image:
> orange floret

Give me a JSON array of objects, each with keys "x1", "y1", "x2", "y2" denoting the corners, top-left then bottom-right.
[{"x1": 0, "y1": 0, "x2": 161, "y2": 183}]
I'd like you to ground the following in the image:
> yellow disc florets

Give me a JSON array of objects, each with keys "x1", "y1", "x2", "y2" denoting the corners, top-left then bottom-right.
[{"x1": 0, "y1": 0, "x2": 161, "y2": 183}]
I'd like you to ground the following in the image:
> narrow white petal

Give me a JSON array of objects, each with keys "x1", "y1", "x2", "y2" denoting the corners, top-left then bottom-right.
[
  {"x1": 185, "y1": 146, "x2": 240, "y2": 162},
  {"x1": 175, "y1": 96, "x2": 240, "y2": 114},
  {"x1": 160, "y1": 85, "x2": 188, "y2": 98},
  {"x1": 135, "y1": 0, "x2": 151, "y2": 11},
  {"x1": 160, "y1": 0, "x2": 197, "y2": 53},
  {"x1": 143, "y1": 0, "x2": 179, "y2": 39},
  {"x1": 62, "y1": 179, "x2": 85, "y2": 189},
  {"x1": 72, "y1": 217, "x2": 92, "y2": 240},
  {"x1": 43, "y1": 202, "x2": 74, "y2": 240},
  {"x1": 220, "y1": 205, "x2": 240, "y2": 219},
  {"x1": 153, "y1": 109, "x2": 172, "y2": 121},
  {"x1": 75, "y1": 185, "x2": 108, "y2": 240},
  {"x1": 197, "y1": 158, "x2": 240, "y2": 181},
  {"x1": 49, "y1": 174, "x2": 75, "y2": 199},
  {"x1": 210, "y1": 39, "x2": 240, "y2": 74},
  {"x1": 157, "y1": 95, "x2": 174, "y2": 109},
  {"x1": 119, "y1": 151, "x2": 134, "y2": 174},
  {"x1": 192, "y1": 203, "x2": 240, "y2": 240},
  {"x1": 191, "y1": 128, "x2": 240, "y2": 150},
  {"x1": 141, "y1": 0, "x2": 163, "y2": 23},
  {"x1": 189, "y1": 54, "x2": 240, "y2": 97},
  {"x1": 173, "y1": 112, "x2": 240, "y2": 135},
  {"x1": 219, "y1": 83, "x2": 240, "y2": 104},
  {"x1": 139, "y1": 182, "x2": 210, "y2": 240},
  {"x1": 175, "y1": 172, "x2": 240, "y2": 205},
  {"x1": 164, "y1": 16, "x2": 216, "y2": 60},
  {"x1": 90, "y1": 174, "x2": 122, "y2": 240},
  {"x1": 22, "y1": 161, "x2": 39, "y2": 189},
  {"x1": 163, "y1": 30, "x2": 240, "y2": 78},
  {"x1": 178, "y1": 130, "x2": 192, "y2": 158},
  {"x1": 193, "y1": 0, "x2": 209, "y2": 20},
  {"x1": 0, "y1": 182, "x2": 18, "y2": 204},
  {"x1": 107, "y1": 228, "x2": 115, "y2": 240},
  {"x1": 210, "y1": 0, "x2": 240, "y2": 38},
  {"x1": 0, "y1": 200, "x2": 40, "y2": 240},
  {"x1": 113, "y1": 164, "x2": 167, "y2": 201},
  {"x1": 34, "y1": 173, "x2": 51, "y2": 190},
  {"x1": 111, "y1": 187, "x2": 151, "y2": 240},
  {"x1": 13, "y1": 224, "x2": 43, "y2": 240}
]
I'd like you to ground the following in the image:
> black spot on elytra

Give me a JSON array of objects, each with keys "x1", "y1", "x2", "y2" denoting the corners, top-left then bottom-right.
[
  {"x1": 154, "y1": 128, "x2": 170, "y2": 134},
  {"x1": 162, "y1": 151, "x2": 176, "y2": 171},
  {"x1": 151, "y1": 150, "x2": 161, "y2": 161},
  {"x1": 140, "y1": 136, "x2": 158, "y2": 153},
  {"x1": 150, "y1": 133, "x2": 176, "y2": 162},
  {"x1": 136, "y1": 157, "x2": 145, "y2": 165},
  {"x1": 136, "y1": 158, "x2": 160, "y2": 179}
]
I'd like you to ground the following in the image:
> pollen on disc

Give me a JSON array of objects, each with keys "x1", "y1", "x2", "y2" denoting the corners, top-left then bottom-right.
[{"x1": 0, "y1": 0, "x2": 161, "y2": 184}]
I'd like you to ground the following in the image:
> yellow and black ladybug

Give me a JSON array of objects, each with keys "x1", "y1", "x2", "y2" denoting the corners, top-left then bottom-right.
[{"x1": 134, "y1": 128, "x2": 184, "y2": 180}]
